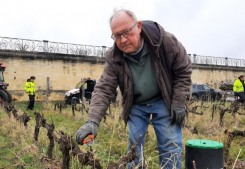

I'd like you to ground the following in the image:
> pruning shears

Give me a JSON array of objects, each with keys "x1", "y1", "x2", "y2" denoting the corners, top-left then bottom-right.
[{"x1": 83, "y1": 134, "x2": 94, "y2": 147}]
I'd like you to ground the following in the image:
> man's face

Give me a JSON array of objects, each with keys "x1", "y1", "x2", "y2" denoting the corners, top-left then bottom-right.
[
  {"x1": 110, "y1": 12, "x2": 142, "y2": 54},
  {"x1": 241, "y1": 76, "x2": 245, "y2": 81},
  {"x1": 30, "y1": 79, "x2": 35, "y2": 82}
]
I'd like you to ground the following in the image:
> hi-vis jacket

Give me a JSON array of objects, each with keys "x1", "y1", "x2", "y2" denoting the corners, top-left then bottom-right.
[
  {"x1": 24, "y1": 81, "x2": 36, "y2": 95},
  {"x1": 233, "y1": 79, "x2": 245, "y2": 92}
]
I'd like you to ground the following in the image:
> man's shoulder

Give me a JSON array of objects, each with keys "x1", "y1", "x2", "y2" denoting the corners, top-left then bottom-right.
[
  {"x1": 141, "y1": 20, "x2": 169, "y2": 36},
  {"x1": 104, "y1": 47, "x2": 114, "y2": 61},
  {"x1": 141, "y1": 20, "x2": 177, "y2": 44},
  {"x1": 142, "y1": 20, "x2": 161, "y2": 35},
  {"x1": 104, "y1": 45, "x2": 124, "y2": 64}
]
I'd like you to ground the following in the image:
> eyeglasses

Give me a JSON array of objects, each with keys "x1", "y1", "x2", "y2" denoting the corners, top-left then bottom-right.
[{"x1": 111, "y1": 22, "x2": 137, "y2": 41}]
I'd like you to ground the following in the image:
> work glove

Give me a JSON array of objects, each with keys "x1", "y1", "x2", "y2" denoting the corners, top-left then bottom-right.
[
  {"x1": 234, "y1": 92, "x2": 238, "y2": 96},
  {"x1": 76, "y1": 121, "x2": 98, "y2": 145},
  {"x1": 170, "y1": 105, "x2": 186, "y2": 125}
]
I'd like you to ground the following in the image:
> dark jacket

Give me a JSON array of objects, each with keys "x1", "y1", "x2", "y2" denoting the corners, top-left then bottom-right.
[{"x1": 88, "y1": 20, "x2": 192, "y2": 125}]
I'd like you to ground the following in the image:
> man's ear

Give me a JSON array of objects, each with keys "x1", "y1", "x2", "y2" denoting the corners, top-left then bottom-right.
[{"x1": 137, "y1": 21, "x2": 142, "y2": 33}]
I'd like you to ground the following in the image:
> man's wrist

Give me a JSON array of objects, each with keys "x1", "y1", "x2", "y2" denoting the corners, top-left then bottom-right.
[{"x1": 86, "y1": 121, "x2": 99, "y2": 126}]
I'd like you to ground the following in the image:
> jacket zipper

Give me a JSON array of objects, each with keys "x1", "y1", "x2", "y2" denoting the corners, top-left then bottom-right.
[{"x1": 151, "y1": 51, "x2": 170, "y2": 110}]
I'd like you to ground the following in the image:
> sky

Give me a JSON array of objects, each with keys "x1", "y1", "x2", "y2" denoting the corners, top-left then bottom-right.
[{"x1": 0, "y1": 0, "x2": 245, "y2": 59}]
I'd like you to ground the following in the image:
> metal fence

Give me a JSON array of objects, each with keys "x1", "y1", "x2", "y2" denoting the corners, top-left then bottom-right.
[
  {"x1": 0, "y1": 36, "x2": 244, "y2": 67},
  {"x1": 188, "y1": 54, "x2": 245, "y2": 67},
  {"x1": 0, "y1": 36, "x2": 110, "y2": 57}
]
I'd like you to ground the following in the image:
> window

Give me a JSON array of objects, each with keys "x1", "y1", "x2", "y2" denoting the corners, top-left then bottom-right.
[
  {"x1": 75, "y1": 81, "x2": 83, "y2": 89},
  {"x1": 197, "y1": 85, "x2": 204, "y2": 90},
  {"x1": 203, "y1": 85, "x2": 211, "y2": 90}
]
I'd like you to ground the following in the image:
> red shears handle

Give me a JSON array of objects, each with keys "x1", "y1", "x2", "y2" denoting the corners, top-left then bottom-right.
[{"x1": 83, "y1": 134, "x2": 94, "y2": 144}]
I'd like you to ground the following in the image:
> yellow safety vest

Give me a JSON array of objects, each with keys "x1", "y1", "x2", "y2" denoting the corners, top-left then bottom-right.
[
  {"x1": 24, "y1": 81, "x2": 36, "y2": 95},
  {"x1": 233, "y1": 79, "x2": 245, "y2": 92}
]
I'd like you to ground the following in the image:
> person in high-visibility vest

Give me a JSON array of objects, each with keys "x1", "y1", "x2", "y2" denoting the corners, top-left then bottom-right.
[
  {"x1": 24, "y1": 76, "x2": 36, "y2": 110},
  {"x1": 233, "y1": 75, "x2": 245, "y2": 103}
]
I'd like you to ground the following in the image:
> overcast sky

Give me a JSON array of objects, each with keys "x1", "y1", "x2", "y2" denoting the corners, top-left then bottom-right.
[{"x1": 0, "y1": 0, "x2": 244, "y2": 59}]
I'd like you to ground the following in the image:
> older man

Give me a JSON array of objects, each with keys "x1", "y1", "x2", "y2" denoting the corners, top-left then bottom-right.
[{"x1": 76, "y1": 9, "x2": 192, "y2": 168}]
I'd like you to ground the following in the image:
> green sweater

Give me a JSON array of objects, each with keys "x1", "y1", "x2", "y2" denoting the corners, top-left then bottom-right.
[{"x1": 124, "y1": 42, "x2": 162, "y2": 104}]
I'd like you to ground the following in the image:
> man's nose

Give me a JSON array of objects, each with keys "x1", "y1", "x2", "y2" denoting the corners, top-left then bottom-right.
[{"x1": 120, "y1": 35, "x2": 127, "y2": 43}]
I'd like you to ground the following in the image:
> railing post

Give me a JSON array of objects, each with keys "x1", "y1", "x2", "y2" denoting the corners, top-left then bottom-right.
[
  {"x1": 102, "y1": 46, "x2": 106, "y2": 57},
  {"x1": 85, "y1": 46, "x2": 87, "y2": 55},
  {"x1": 188, "y1": 54, "x2": 191, "y2": 61},
  {"x1": 21, "y1": 39, "x2": 24, "y2": 51},
  {"x1": 225, "y1": 57, "x2": 228, "y2": 66},
  {"x1": 43, "y1": 40, "x2": 49, "y2": 53},
  {"x1": 193, "y1": 54, "x2": 196, "y2": 64}
]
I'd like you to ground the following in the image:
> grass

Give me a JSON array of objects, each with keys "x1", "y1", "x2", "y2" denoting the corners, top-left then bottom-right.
[{"x1": 0, "y1": 100, "x2": 244, "y2": 168}]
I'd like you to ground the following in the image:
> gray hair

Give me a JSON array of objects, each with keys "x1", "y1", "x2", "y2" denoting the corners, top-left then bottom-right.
[{"x1": 109, "y1": 8, "x2": 138, "y2": 26}]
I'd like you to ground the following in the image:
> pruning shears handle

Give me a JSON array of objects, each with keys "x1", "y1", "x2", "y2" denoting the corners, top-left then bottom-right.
[{"x1": 83, "y1": 134, "x2": 94, "y2": 144}]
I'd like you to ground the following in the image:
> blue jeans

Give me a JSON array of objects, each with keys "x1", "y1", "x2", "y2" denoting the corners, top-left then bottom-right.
[{"x1": 127, "y1": 99, "x2": 182, "y2": 169}]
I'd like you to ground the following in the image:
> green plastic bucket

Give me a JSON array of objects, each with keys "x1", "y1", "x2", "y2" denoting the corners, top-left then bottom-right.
[{"x1": 185, "y1": 139, "x2": 224, "y2": 169}]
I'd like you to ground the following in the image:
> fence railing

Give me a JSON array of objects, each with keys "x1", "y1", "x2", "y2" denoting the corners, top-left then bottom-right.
[
  {"x1": 0, "y1": 36, "x2": 110, "y2": 57},
  {"x1": 188, "y1": 54, "x2": 245, "y2": 67},
  {"x1": 0, "y1": 36, "x2": 244, "y2": 67}
]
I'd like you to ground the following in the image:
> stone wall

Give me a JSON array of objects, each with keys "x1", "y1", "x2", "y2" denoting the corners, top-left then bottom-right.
[
  {"x1": 0, "y1": 51, "x2": 244, "y2": 101},
  {"x1": 0, "y1": 51, "x2": 105, "y2": 101},
  {"x1": 191, "y1": 64, "x2": 245, "y2": 89}
]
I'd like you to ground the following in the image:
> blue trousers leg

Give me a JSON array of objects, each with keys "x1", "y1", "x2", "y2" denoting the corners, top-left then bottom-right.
[{"x1": 127, "y1": 99, "x2": 182, "y2": 169}]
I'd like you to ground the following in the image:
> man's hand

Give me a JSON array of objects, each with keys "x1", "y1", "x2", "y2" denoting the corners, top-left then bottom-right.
[
  {"x1": 234, "y1": 92, "x2": 238, "y2": 96},
  {"x1": 170, "y1": 105, "x2": 186, "y2": 125},
  {"x1": 76, "y1": 121, "x2": 98, "y2": 145}
]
